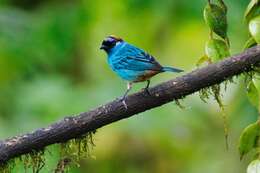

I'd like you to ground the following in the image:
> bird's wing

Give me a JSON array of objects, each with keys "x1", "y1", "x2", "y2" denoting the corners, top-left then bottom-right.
[{"x1": 114, "y1": 45, "x2": 162, "y2": 71}]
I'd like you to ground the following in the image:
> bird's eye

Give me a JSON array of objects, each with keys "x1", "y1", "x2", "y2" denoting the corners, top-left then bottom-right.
[
  {"x1": 103, "y1": 38, "x2": 116, "y2": 46},
  {"x1": 106, "y1": 37, "x2": 115, "y2": 43}
]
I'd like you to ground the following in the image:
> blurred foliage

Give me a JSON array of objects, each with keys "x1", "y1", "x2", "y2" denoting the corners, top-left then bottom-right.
[{"x1": 0, "y1": 0, "x2": 257, "y2": 173}]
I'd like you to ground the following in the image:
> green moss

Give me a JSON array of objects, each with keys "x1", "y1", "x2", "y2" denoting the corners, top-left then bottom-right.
[
  {"x1": 199, "y1": 87, "x2": 211, "y2": 103},
  {"x1": 199, "y1": 84, "x2": 229, "y2": 149},
  {"x1": 57, "y1": 131, "x2": 96, "y2": 172},
  {"x1": 211, "y1": 84, "x2": 229, "y2": 148},
  {"x1": 0, "y1": 160, "x2": 15, "y2": 173},
  {"x1": 0, "y1": 150, "x2": 45, "y2": 173},
  {"x1": 54, "y1": 157, "x2": 72, "y2": 173},
  {"x1": 0, "y1": 131, "x2": 96, "y2": 173},
  {"x1": 174, "y1": 99, "x2": 186, "y2": 109},
  {"x1": 22, "y1": 150, "x2": 45, "y2": 173}
]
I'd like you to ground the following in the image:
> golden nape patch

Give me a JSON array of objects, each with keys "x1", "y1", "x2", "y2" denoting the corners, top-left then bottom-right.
[{"x1": 108, "y1": 35, "x2": 123, "y2": 42}]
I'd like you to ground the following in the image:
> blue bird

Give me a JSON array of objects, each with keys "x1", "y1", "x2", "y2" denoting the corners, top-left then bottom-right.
[{"x1": 100, "y1": 35, "x2": 183, "y2": 107}]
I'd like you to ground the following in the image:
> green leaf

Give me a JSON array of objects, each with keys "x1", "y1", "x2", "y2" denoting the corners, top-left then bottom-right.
[
  {"x1": 247, "y1": 160, "x2": 260, "y2": 173},
  {"x1": 205, "y1": 38, "x2": 230, "y2": 62},
  {"x1": 245, "y1": 0, "x2": 260, "y2": 23},
  {"x1": 244, "y1": 37, "x2": 258, "y2": 50},
  {"x1": 196, "y1": 55, "x2": 210, "y2": 66},
  {"x1": 249, "y1": 15, "x2": 260, "y2": 44},
  {"x1": 247, "y1": 80, "x2": 259, "y2": 109},
  {"x1": 253, "y1": 77, "x2": 260, "y2": 92},
  {"x1": 239, "y1": 121, "x2": 260, "y2": 160},
  {"x1": 204, "y1": 3, "x2": 228, "y2": 40},
  {"x1": 217, "y1": 0, "x2": 227, "y2": 14}
]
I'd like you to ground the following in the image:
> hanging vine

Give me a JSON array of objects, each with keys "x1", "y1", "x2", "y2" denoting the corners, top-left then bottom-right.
[{"x1": 197, "y1": 0, "x2": 230, "y2": 149}]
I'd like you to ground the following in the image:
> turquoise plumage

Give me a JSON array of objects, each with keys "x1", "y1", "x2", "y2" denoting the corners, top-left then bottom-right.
[{"x1": 100, "y1": 35, "x2": 183, "y2": 107}]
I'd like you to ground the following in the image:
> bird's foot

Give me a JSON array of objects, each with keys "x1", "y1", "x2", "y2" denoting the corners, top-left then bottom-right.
[
  {"x1": 117, "y1": 96, "x2": 128, "y2": 109},
  {"x1": 142, "y1": 87, "x2": 152, "y2": 96},
  {"x1": 122, "y1": 99, "x2": 128, "y2": 109}
]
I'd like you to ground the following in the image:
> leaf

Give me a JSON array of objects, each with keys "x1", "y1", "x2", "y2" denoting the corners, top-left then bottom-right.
[
  {"x1": 217, "y1": 0, "x2": 227, "y2": 14},
  {"x1": 247, "y1": 160, "x2": 260, "y2": 173},
  {"x1": 245, "y1": 0, "x2": 260, "y2": 23},
  {"x1": 253, "y1": 77, "x2": 260, "y2": 92},
  {"x1": 247, "y1": 80, "x2": 260, "y2": 109},
  {"x1": 204, "y1": 3, "x2": 228, "y2": 40},
  {"x1": 249, "y1": 15, "x2": 260, "y2": 44},
  {"x1": 245, "y1": 0, "x2": 259, "y2": 15},
  {"x1": 244, "y1": 37, "x2": 258, "y2": 50},
  {"x1": 205, "y1": 38, "x2": 230, "y2": 62},
  {"x1": 196, "y1": 55, "x2": 211, "y2": 66},
  {"x1": 239, "y1": 121, "x2": 260, "y2": 160}
]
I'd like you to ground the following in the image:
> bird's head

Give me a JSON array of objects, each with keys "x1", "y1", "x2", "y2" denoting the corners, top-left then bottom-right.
[{"x1": 100, "y1": 35, "x2": 123, "y2": 53}]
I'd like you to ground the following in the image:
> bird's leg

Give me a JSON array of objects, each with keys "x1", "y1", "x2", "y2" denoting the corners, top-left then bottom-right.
[
  {"x1": 123, "y1": 82, "x2": 132, "y2": 99},
  {"x1": 143, "y1": 80, "x2": 152, "y2": 96},
  {"x1": 120, "y1": 82, "x2": 132, "y2": 109}
]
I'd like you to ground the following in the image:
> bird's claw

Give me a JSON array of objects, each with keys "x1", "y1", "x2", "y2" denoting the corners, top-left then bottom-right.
[
  {"x1": 122, "y1": 99, "x2": 128, "y2": 109},
  {"x1": 143, "y1": 88, "x2": 152, "y2": 96},
  {"x1": 117, "y1": 96, "x2": 128, "y2": 109}
]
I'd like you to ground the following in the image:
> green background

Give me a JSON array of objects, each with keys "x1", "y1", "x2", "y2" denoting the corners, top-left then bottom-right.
[{"x1": 0, "y1": 0, "x2": 256, "y2": 172}]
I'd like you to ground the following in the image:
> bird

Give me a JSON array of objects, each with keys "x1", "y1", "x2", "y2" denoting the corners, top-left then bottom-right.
[{"x1": 100, "y1": 35, "x2": 183, "y2": 108}]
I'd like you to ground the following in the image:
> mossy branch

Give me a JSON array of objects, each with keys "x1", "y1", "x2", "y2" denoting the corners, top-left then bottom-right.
[{"x1": 1, "y1": 46, "x2": 260, "y2": 164}]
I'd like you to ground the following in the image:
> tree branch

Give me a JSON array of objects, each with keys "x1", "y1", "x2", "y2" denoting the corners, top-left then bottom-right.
[{"x1": 1, "y1": 46, "x2": 260, "y2": 164}]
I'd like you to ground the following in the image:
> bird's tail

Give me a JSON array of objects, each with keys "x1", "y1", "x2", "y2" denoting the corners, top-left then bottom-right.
[{"x1": 162, "y1": 66, "x2": 184, "y2": 73}]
